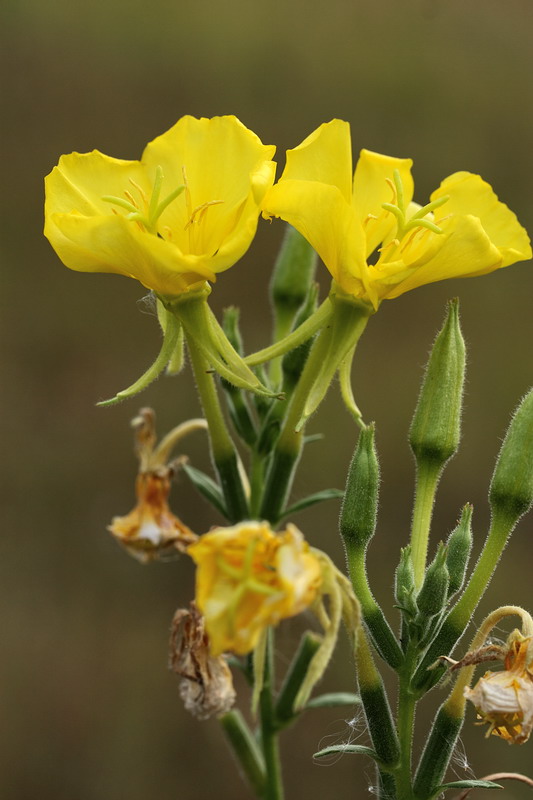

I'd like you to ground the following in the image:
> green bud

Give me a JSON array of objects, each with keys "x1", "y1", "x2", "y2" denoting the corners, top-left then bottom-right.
[
  {"x1": 395, "y1": 546, "x2": 418, "y2": 618},
  {"x1": 489, "y1": 388, "x2": 533, "y2": 523},
  {"x1": 281, "y1": 283, "x2": 319, "y2": 390},
  {"x1": 222, "y1": 306, "x2": 244, "y2": 356},
  {"x1": 270, "y1": 224, "x2": 318, "y2": 335},
  {"x1": 340, "y1": 424, "x2": 379, "y2": 548},
  {"x1": 445, "y1": 504, "x2": 473, "y2": 597},
  {"x1": 221, "y1": 307, "x2": 257, "y2": 447},
  {"x1": 409, "y1": 299, "x2": 465, "y2": 468},
  {"x1": 416, "y1": 543, "x2": 449, "y2": 618}
]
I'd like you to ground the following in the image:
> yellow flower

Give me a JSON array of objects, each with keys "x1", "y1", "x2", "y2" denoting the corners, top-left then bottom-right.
[
  {"x1": 262, "y1": 120, "x2": 531, "y2": 309},
  {"x1": 188, "y1": 521, "x2": 322, "y2": 656},
  {"x1": 464, "y1": 633, "x2": 533, "y2": 744},
  {"x1": 44, "y1": 115, "x2": 276, "y2": 297}
]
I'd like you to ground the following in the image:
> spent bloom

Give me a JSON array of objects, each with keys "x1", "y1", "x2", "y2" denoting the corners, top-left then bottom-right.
[
  {"x1": 169, "y1": 602, "x2": 236, "y2": 720},
  {"x1": 188, "y1": 521, "x2": 322, "y2": 656},
  {"x1": 464, "y1": 631, "x2": 533, "y2": 744},
  {"x1": 108, "y1": 408, "x2": 202, "y2": 562},
  {"x1": 262, "y1": 119, "x2": 531, "y2": 309},
  {"x1": 44, "y1": 115, "x2": 276, "y2": 297}
]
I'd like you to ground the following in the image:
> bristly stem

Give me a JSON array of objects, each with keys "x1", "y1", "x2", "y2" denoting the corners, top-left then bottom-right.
[{"x1": 409, "y1": 460, "x2": 442, "y2": 588}]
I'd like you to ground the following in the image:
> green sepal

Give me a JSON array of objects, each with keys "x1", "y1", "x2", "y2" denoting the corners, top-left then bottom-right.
[
  {"x1": 434, "y1": 780, "x2": 502, "y2": 795},
  {"x1": 162, "y1": 286, "x2": 278, "y2": 398},
  {"x1": 313, "y1": 744, "x2": 383, "y2": 764},
  {"x1": 278, "y1": 488, "x2": 344, "y2": 521},
  {"x1": 156, "y1": 298, "x2": 185, "y2": 375},
  {"x1": 395, "y1": 546, "x2": 418, "y2": 620},
  {"x1": 181, "y1": 462, "x2": 228, "y2": 519},
  {"x1": 305, "y1": 692, "x2": 361, "y2": 709},
  {"x1": 97, "y1": 307, "x2": 181, "y2": 407}
]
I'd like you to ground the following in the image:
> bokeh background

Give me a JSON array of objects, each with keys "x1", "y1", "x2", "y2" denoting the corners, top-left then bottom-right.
[{"x1": 2, "y1": 0, "x2": 533, "y2": 797}]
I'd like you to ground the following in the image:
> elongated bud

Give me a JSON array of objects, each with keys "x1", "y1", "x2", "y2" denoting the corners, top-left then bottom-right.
[
  {"x1": 445, "y1": 504, "x2": 473, "y2": 597},
  {"x1": 489, "y1": 388, "x2": 533, "y2": 524},
  {"x1": 417, "y1": 543, "x2": 449, "y2": 618},
  {"x1": 340, "y1": 424, "x2": 379, "y2": 548},
  {"x1": 395, "y1": 546, "x2": 418, "y2": 618},
  {"x1": 281, "y1": 283, "x2": 319, "y2": 390},
  {"x1": 409, "y1": 299, "x2": 465, "y2": 468},
  {"x1": 270, "y1": 224, "x2": 318, "y2": 335}
]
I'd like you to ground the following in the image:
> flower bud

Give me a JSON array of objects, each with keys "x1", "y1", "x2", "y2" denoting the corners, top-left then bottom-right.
[
  {"x1": 445, "y1": 504, "x2": 473, "y2": 597},
  {"x1": 339, "y1": 424, "x2": 379, "y2": 548},
  {"x1": 409, "y1": 299, "x2": 465, "y2": 468},
  {"x1": 394, "y1": 546, "x2": 418, "y2": 618},
  {"x1": 270, "y1": 223, "x2": 318, "y2": 335},
  {"x1": 416, "y1": 543, "x2": 450, "y2": 618},
  {"x1": 489, "y1": 388, "x2": 533, "y2": 524}
]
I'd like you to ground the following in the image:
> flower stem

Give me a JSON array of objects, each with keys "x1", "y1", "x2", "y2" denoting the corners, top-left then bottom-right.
[
  {"x1": 186, "y1": 334, "x2": 249, "y2": 523},
  {"x1": 394, "y1": 644, "x2": 418, "y2": 800},
  {"x1": 409, "y1": 460, "x2": 442, "y2": 588},
  {"x1": 259, "y1": 629, "x2": 284, "y2": 800},
  {"x1": 219, "y1": 710, "x2": 266, "y2": 796}
]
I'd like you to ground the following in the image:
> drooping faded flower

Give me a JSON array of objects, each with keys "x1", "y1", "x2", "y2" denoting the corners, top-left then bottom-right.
[
  {"x1": 169, "y1": 602, "x2": 236, "y2": 720},
  {"x1": 108, "y1": 408, "x2": 202, "y2": 562},
  {"x1": 262, "y1": 120, "x2": 531, "y2": 309},
  {"x1": 188, "y1": 521, "x2": 322, "y2": 655},
  {"x1": 44, "y1": 115, "x2": 276, "y2": 297},
  {"x1": 464, "y1": 632, "x2": 533, "y2": 744}
]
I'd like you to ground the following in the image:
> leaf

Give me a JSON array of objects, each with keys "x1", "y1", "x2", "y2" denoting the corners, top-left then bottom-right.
[
  {"x1": 181, "y1": 463, "x2": 227, "y2": 518},
  {"x1": 435, "y1": 779, "x2": 503, "y2": 793},
  {"x1": 306, "y1": 692, "x2": 361, "y2": 709},
  {"x1": 313, "y1": 744, "x2": 381, "y2": 763},
  {"x1": 279, "y1": 489, "x2": 344, "y2": 520}
]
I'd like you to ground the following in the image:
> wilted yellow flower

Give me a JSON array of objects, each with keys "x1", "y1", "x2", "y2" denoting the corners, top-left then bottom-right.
[
  {"x1": 169, "y1": 602, "x2": 236, "y2": 720},
  {"x1": 108, "y1": 408, "x2": 201, "y2": 562},
  {"x1": 45, "y1": 115, "x2": 276, "y2": 297},
  {"x1": 263, "y1": 120, "x2": 531, "y2": 309},
  {"x1": 464, "y1": 632, "x2": 533, "y2": 744},
  {"x1": 188, "y1": 521, "x2": 322, "y2": 655}
]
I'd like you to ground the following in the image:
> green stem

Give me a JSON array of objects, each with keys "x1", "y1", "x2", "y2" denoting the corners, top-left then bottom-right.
[
  {"x1": 395, "y1": 644, "x2": 418, "y2": 800},
  {"x1": 249, "y1": 452, "x2": 266, "y2": 519},
  {"x1": 345, "y1": 542, "x2": 403, "y2": 669},
  {"x1": 186, "y1": 335, "x2": 249, "y2": 523},
  {"x1": 259, "y1": 630, "x2": 284, "y2": 800},
  {"x1": 410, "y1": 460, "x2": 442, "y2": 588}
]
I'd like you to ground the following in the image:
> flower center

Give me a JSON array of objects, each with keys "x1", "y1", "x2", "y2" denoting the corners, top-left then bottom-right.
[
  {"x1": 376, "y1": 169, "x2": 449, "y2": 264},
  {"x1": 102, "y1": 165, "x2": 185, "y2": 235},
  {"x1": 181, "y1": 165, "x2": 224, "y2": 255}
]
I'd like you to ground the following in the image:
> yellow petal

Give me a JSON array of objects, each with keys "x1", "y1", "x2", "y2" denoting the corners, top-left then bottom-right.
[
  {"x1": 370, "y1": 214, "x2": 502, "y2": 300},
  {"x1": 352, "y1": 149, "x2": 414, "y2": 256},
  {"x1": 278, "y1": 119, "x2": 353, "y2": 202},
  {"x1": 432, "y1": 172, "x2": 532, "y2": 267},
  {"x1": 48, "y1": 211, "x2": 216, "y2": 294},
  {"x1": 263, "y1": 179, "x2": 368, "y2": 297}
]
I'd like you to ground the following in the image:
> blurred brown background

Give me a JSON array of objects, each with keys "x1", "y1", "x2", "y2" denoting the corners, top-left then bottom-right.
[{"x1": 2, "y1": 0, "x2": 533, "y2": 797}]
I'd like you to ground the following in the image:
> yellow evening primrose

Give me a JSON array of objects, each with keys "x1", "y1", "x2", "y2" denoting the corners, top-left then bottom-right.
[
  {"x1": 262, "y1": 119, "x2": 531, "y2": 310},
  {"x1": 45, "y1": 115, "x2": 276, "y2": 297},
  {"x1": 188, "y1": 521, "x2": 322, "y2": 656}
]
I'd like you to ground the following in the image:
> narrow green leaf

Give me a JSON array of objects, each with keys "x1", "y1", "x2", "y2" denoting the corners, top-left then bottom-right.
[
  {"x1": 306, "y1": 692, "x2": 361, "y2": 709},
  {"x1": 280, "y1": 489, "x2": 344, "y2": 520},
  {"x1": 181, "y1": 463, "x2": 227, "y2": 518},
  {"x1": 314, "y1": 744, "x2": 381, "y2": 763},
  {"x1": 435, "y1": 779, "x2": 502, "y2": 792}
]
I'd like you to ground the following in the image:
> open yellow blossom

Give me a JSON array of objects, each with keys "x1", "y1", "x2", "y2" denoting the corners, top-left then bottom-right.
[
  {"x1": 188, "y1": 521, "x2": 322, "y2": 656},
  {"x1": 45, "y1": 115, "x2": 276, "y2": 297},
  {"x1": 262, "y1": 120, "x2": 531, "y2": 309},
  {"x1": 464, "y1": 632, "x2": 533, "y2": 744}
]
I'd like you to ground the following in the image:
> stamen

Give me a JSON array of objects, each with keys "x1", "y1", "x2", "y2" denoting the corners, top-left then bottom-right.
[
  {"x1": 129, "y1": 178, "x2": 147, "y2": 205},
  {"x1": 124, "y1": 189, "x2": 138, "y2": 208},
  {"x1": 393, "y1": 169, "x2": 405, "y2": 214},
  {"x1": 363, "y1": 213, "x2": 379, "y2": 227}
]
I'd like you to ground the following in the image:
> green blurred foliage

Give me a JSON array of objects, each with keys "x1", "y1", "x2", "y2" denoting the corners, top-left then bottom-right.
[{"x1": 2, "y1": 0, "x2": 533, "y2": 797}]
